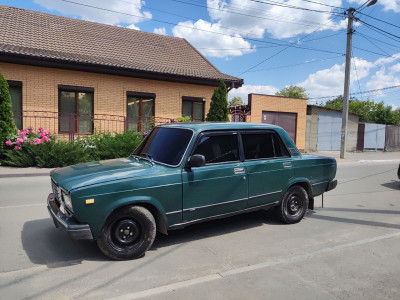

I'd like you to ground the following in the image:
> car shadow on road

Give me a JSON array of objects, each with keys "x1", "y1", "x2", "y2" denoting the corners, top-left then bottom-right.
[
  {"x1": 381, "y1": 180, "x2": 400, "y2": 190},
  {"x1": 21, "y1": 218, "x2": 105, "y2": 268},
  {"x1": 151, "y1": 209, "x2": 282, "y2": 250},
  {"x1": 21, "y1": 209, "x2": 282, "y2": 266},
  {"x1": 309, "y1": 213, "x2": 400, "y2": 230}
]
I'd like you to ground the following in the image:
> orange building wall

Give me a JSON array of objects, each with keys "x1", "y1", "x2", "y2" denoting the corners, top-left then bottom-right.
[
  {"x1": 0, "y1": 62, "x2": 214, "y2": 134},
  {"x1": 246, "y1": 94, "x2": 307, "y2": 151}
]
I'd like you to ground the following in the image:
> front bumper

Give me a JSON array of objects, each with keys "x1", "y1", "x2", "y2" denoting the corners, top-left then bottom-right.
[
  {"x1": 47, "y1": 193, "x2": 93, "y2": 240},
  {"x1": 326, "y1": 179, "x2": 338, "y2": 192}
]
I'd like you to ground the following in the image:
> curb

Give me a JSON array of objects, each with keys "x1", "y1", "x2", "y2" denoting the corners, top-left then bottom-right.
[{"x1": 0, "y1": 173, "x2": 50, "y2": 178}]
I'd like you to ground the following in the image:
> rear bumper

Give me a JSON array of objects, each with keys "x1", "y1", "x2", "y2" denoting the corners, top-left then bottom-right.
[
  {"x1": 326, "y1": 179, "x2": 338, "y2": 192},
  {"x1": 47, "y1": 193, "x2": 93, "y2": 240}
]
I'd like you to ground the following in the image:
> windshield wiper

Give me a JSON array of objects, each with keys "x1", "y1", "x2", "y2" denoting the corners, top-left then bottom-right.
[
  {"x1": 129, "y1": 153, "x2": 140, "y2": 162},
  {"x1": 139, "y1": 153, "x2": 154, "y2": 165}
]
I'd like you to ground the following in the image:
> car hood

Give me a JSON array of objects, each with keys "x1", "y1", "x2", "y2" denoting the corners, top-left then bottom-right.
[{"x1": 51, "y1": 157, "x2": 169, "y2": 192}]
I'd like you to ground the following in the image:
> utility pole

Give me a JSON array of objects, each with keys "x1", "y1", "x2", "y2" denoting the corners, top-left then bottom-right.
[
  {"x1": 340, "y1": 0, "x2": 377, "y2": 158},
  {"x1": 340, "y1": 7, "x2": 355, "y2": 159}
]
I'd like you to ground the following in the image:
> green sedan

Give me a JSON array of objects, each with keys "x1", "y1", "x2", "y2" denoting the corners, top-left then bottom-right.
[{"x1": 47, "y1": 123, "x2": 337, "y2": 260}]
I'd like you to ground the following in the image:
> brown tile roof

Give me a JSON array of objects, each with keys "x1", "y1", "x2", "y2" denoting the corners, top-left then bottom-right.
[{"x1": 0, "y1": 5, "x2": 243, "y2": 87}]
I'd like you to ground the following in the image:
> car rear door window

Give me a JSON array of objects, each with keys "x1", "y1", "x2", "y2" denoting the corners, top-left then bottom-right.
[{"x1": 242, "y1": 131, "x2": 290, "y2": 160}]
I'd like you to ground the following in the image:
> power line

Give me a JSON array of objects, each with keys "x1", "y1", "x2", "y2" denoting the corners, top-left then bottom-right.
[
  {"x1": 237, "y1": 14, "x2": 343, "y2": 75},
  {"x1": 247, "y1": 55, "x2": 344, "y2": 72},
  {"x1": 359, "y1": 19, "x2": 400, "y2": 40},
  {"x1": 249, "y1": 0, "x2": 343, "y2": 15},
  {"x1": 357, "y1": 11, "x2": 400, "y2": 30},
  {"x1": 168, "y1": 0, "x2": 344, "y2": 30},
  {"x1": 355, "y1": 30, "x2": 400, "y2": 51},
  {"x1": 299, "y1": 0, "x2": 345, "y2": 9},
  {"x1": 356, "y1": 32, "x2": 400, "y2": 64},
  {"x1": 351, "y1": 54, "x2": 364, "y2": 101},
  {"x1": 308, "y1": 85, "x2": 400, "y2": 100},
  {"x1": 58, "y1": 0, "x2": 343, "y2": 58}
]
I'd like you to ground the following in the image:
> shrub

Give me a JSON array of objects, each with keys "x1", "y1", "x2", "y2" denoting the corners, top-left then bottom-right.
[
  {"x1": 0, "y1": 71, "x2": 17, "y2": 146},
  {"x1": 78, "y1": 130, "x2": 142, "y2": 161},
  {"x1": 2, "y1": 129, "x2": 143, "y2": 167},
  {"x1": 206, "y1": 79, "x2": 229, "y2": 122}
]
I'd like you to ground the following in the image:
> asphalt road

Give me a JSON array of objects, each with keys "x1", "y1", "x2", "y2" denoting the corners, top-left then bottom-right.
[{"x1": 0, "y1": 161, "x2": 399, "y2": 299}]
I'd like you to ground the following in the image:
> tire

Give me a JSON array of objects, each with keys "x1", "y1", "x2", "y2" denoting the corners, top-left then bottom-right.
[
  {"x1": 276, "y1": 185, "x2": 309, "y2": 224},
  {"x1": 97, "y1": 206, "x2": 156, "y2": 260}
]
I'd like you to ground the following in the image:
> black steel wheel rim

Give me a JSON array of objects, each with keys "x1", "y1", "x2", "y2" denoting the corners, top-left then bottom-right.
[
  {"x1": 112, "y1": 219, "x2": 141, "y2": 246},
  {"x1": 287, "y1": 194, "x2": 303, "y2": 216}
]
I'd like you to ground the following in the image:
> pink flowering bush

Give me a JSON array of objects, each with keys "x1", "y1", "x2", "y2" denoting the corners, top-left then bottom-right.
[{"x1": 4, "y1": 127, "x2": 53, "y2": 150}]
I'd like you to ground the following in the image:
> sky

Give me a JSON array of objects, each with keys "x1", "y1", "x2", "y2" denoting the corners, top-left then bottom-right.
[{"x1": 1, "y1": 0, "x2": 400, "y2": 108}]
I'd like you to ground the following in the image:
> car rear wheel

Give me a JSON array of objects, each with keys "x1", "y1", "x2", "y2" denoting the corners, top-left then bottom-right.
[
  {"x1": 97, "y1": 206, "x2": 156, "y2": 260},
  {"x1": 276, "y1": 185, "x2": 309, "y2": 224}
]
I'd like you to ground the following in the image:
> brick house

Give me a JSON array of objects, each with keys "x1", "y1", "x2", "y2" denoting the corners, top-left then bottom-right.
[
  {"x1": 0, "y1": 6, "x2": 243, "y2": 138},
  {"x1": 230, "y1": 94, "x2": 307, "y2": 152}
]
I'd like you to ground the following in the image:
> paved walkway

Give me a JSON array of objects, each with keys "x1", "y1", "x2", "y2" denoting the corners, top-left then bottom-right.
[{"x1": 0, "y1": 151, "x2": 399, "y2": 178}]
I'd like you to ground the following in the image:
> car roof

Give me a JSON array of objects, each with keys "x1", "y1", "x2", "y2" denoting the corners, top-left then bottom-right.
[{"x1": 159, "y1": 122, "x2": 282, "y2": 133}]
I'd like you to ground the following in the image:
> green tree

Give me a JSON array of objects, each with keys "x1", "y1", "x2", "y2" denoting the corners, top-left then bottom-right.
[
  {"x1": 228, "y1": 96, "x2": 243, "y2": 106},
  {"x1": 0, "y1": 71, "x2": 17, "y2": 144},
  {"x1": 206, "y1": 79, "x2": 229, "y2": 121},
  {"x1": 324, "y1": 96, "x2": 400, "y2": 125},
  {"x1": 275, "y1": 85, "x2": 308, "y2": 98}
]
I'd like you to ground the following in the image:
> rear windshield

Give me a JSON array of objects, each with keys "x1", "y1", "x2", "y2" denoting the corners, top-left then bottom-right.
[{"x1": 134, "y1": 127, "x2": 193, "y2": 166}]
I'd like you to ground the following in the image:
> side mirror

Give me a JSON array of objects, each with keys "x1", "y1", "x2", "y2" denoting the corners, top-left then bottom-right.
[{"x1": 187, "y1": 154, "x2": 206, "y2": 168}]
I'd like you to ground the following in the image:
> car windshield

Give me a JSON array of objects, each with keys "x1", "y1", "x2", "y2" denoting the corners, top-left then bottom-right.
[{"x1": 133, "y1": 127, "x2": 193, "y2": 166}]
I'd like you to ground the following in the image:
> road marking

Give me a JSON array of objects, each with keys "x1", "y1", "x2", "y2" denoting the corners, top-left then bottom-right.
[
  {"x1": 358, "y1": 159, "x2": 400, "y2": 163},
  {"x1": 108, "y1": 231, "x2": 400, "y2": 300},
  {"x1": 105, "y1": 274, "x2": 222, "y2": 300},
  {"x1": 338, "y1": 177, "x2": 359, "y2": 182},
  {"x1": 0, "y1": 203, "x2": 43, "y2": 209}
]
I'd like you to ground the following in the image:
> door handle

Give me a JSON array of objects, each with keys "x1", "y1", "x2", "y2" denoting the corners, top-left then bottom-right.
[
  {"x1": 283, "y1": 162, "x2": 292, "y2": 168},
  {"x1": 234, "y1": 167, "x2": 245, "y2": 174}
]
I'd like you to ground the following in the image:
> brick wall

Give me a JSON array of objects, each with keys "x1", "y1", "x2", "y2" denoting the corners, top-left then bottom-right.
[
  {"x1": 0, "y1": 62, "x2": 214, "y2": 133},
  {"x1": 246, "y1": 94, "x2": 307, "y2": 151}
]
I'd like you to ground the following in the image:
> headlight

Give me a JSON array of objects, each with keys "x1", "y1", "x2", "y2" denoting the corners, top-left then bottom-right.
[{"x1": 61, "y1": 190, "x2": 73, "y2": 211}]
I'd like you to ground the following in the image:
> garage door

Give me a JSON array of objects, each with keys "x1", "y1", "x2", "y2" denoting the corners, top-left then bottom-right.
[
  {"x1": 262, "y1": 111, "x2": 297, "y2": 142},
  {"x1": 317, "y1": 112, "x2": 341, "y2": 151}
]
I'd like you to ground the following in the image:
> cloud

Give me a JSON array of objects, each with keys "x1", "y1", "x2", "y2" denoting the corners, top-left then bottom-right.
[
  {"x1": 298, "y1": 57, "x2": 374, "y2": 100},
  {"x1": 172, "y1": 19, "x2": 255, "y2": 58},
  {"x1": 206, "y1": 0, "x2": 345, "y2": 39},
  {"x1": 172, "y1": 0, "x2": 345, "y2": 58},
  {"x1": 34, "y1": 0, "x2": 151, "y2": 26},
  {"x1": 153, "y1": 27, "x2": 167, "y2": 35},
  {"x1": 228, "y1": 85, "x2": 279, "y2": 101},
  {"x1": 298, "y1": 53, "x2": 400, "y2": 103},
  {"x1": 127, "y1": 24, "x2": 140, "y2": 30}
]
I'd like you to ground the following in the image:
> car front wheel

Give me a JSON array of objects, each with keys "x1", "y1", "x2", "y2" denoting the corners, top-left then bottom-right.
[
  {"x1": 277, "y1": 185, "x2": 309, "y2": 224},
  {"x1": 97, "y1": 206, "x2": 156, "y2": 260}
]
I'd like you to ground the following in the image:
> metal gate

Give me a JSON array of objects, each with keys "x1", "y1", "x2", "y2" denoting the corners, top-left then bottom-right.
[
  {"x1": 364, "y1": 123, "x2": 385, "y2": 150},
  {"x1": 317, "y1": 112, "x2": 341, "y2": 151}
]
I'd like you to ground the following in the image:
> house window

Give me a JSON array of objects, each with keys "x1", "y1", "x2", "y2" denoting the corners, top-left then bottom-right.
[
  {"x1": 127, "y1": 92, "x2": 155, "y2": 132},
  {"x1": 58, "y1": 85, "x2": 94, "y2": 134},
  {"x1": 182, "y1": 96, "x2": 205, "y2": 122},
  {"x1": 7, "y1": 81, "x2": 22, "y2": 130}
]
